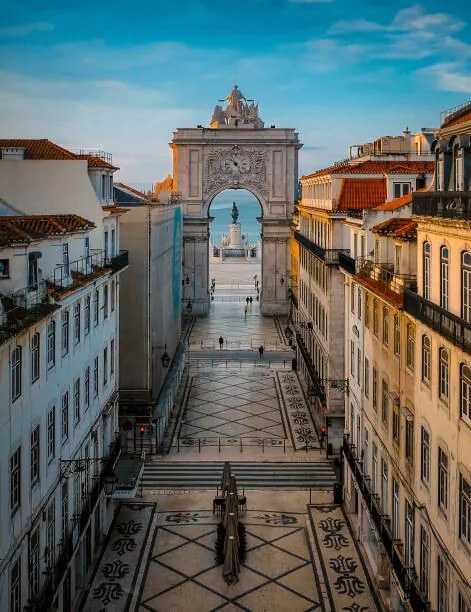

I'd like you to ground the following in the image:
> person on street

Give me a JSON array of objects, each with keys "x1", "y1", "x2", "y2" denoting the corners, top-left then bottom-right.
[
  {"x1": 249, "y1": 296, "x2": 253, "y2": 305},
  {"x1": 244, "y1": 304, "x2": 248, "y2": 318},
  {"x1": 246, "y1": 296, "x2": 250, "y2": 305},
  {"x1": 219, "y1": 336, "x2": 224, "y2": 349},
  {"x1": 259, "y1": 345, "x2": 264, "y2": 358}
]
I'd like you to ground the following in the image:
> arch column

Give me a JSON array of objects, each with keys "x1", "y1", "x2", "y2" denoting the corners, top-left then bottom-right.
[
  {"x1": 260, "y1": 218, "x2": 291, "y2": 315},
  {"x1": 183, "y1": 217, "x2": 211, "y2": 315}
]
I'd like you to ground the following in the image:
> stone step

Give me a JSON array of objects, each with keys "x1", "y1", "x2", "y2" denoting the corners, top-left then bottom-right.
[{"x1": 142, "y1": 461, "x2": 336, "y2": 490}]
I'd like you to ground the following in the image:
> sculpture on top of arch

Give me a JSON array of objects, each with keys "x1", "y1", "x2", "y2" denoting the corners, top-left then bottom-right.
[{"x1": 211, "y1": 85, "x2": 264, "y2": 129}]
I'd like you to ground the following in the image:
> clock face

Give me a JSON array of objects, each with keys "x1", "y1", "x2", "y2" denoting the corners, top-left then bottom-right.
[{"x1": 223, "y1": 153, "x2": 251, "y2": 174}]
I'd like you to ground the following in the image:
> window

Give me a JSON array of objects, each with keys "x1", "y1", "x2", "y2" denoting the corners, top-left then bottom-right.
[
  {"x1": 31, "y1": 426, "x2": 40, "y2": 484},
  {"x1": 439, "y1": 348, "x2": 449, "y2": 400},
  {"x1": 372, "y1": 443, "x2": 378, "y2": 494},
  {"x1": 392, "y1": 403, "x2": 400, "y2": 445},
  {"x1": 74, "y1": 302, "x2": 81, "y2": 345},
  {"x1": 372, "y1": 367, "x2": 378, "y2": 411},
  {"x1": 104, "y1": 229, "x2": 109, "y2": 258},
  {"x1": 440, "y1": 246, "x2": 449, "y2": 310},
  {"x1": 437, "y1": 159, "x2": 444, "y2": 191},
  {"x1": 103, "y1": 284, "x2": 108, "y2": 319},
  {"x1": 11, "y1": 345, "x2": 22, "y2": 401},
  {"x1": 406, "y1": 323, "x2": 415, "y2": 370},
  {"x1": 437, "y1": 553, "x2": 449, "y2": 612},
  {"x1": 460, "y1": 474, "x2": 471, "y2": 546},
  {"x1": 11, "y1": 556, "x2": 21, "y2": 612},
  {"x1": 93, "y1": 289, "x2": 99, "y2": 326},
  {"x1": 462, "y1": 252, "x2": 471, "y2": 323},
  {"x1": 405, "y1": 501, "x2": 414, "y2": 566},
  {"x1": 47, "y1": 406, "x2": 55, "y2": 460},
  {"x1": 29, "y1": 525, "x2": 40, "y2": 600},
  {"x1": 61, "y1": 310, "x2": 69, "y2": 356},
  {"x1": 31, "y1": 332, "x2": 40, "y2": 382},
  {"x1": 103, "y1": 346, "x2": 108, "y2": 386},
  {"x1": 405, "y1": 417, "x2": 414, "y2": 464},
  {"x1": 28, "y1": 255, "x2": 38, "y2": 290},
  {"x1": 0, "y1": 258, "x2": 9, "y2": 278},
  {"x1": 395, "y1": 244, "x2": 402, "y2": 274},
  {"x1": 47, "y1": 320, "x2": 56, "y2": 368},
  {"x1": 423, "y1": 242, "x2": 431, "y2": 301},
  {"x1": 381, "y1": 458, "x2": 388, "y2": 514},
  {"x1": 111, "y1": 338, "x2": 115, "y2": 376},
  {"x1": 461, "y1": 364, "x2": 471, "y2": 424},
  {"x1": 456, "y1": 155, "x2": 464, "y2": 191},
  {"x1": 357, "y1": 348, "x2": 361, "y2": 386},
  {"x1": 393, "y1": 315, "x2": 400, "y2": 356},
  {"x1": 365, "y1": 294, "x2": 370, "y2": 328},
  {"x1": 381, "y1": 379, "x2": 389, "y2": 426},
  {"x1": 111, "y1": 227, "x2": 116, "y2": 256},
  {"x1": 10, "y1": 446, "x2": 21, "y2": 511},
  {"x1": 357, "y1": 288, "x2": 362, "y2": 320},
  {"x1": 85, "y1": 366, "x2": 90, "y2": 409},
  {"x1": 363, "y1": 428, "x2": 369, "y2": 476},
  {"x1": 111, "y1": 280, "x2": 115, "y2": 312},
  {"x1": 420, "y1": 526, "x2": 430, "y2": 598},
  {"x1": 351, "y1": 282, "x2": 355, "y2": 313},
  {"x1": 364, "y1": 357, "x2": 369, "y2": 398},
  {"x1": 382, "y1": 306, "x2": 389, "y2": 346},
  {"x1": 61, "y1": 392, "x2": 69, "y2": 442},
  {"x1": 421, "y1": 426, "x2": 430, "y2": 485},
  {"x1": 61, "y1": 481, "x2": 69, "y2": 540},
  {"x1": 373, "y1": 299, "x2": 379, "y2": 336},
  {"x1": 438, "y1": 448, "x2": 448, "y2": 513},
  {"x1": 350, "y1": 340, "x2": 355, "y2": 377},
  {"x1": 46, "y1": 500, "x2": 55, "y2": 567},
  {"x1": 458, "y1": 592, "x2": 470, "y2": 612},
  {"x1": 73, "y1": 378, "x2": 80, "y2": 424},
  {"x1": 93, "y1": 356, "x2": 99, "y2": 396},
  {"x1": 392, "y1": 478, "x2": 400, "y2": 539},
  {"x1": 422, "y1": 335, "x2": 431, "y2": 383},
  {"x1": 62, "y1": 243, "x2": 70, "y2": 277},
  {"x1": 84, "y1": 295, "x2": 91, "y2": 335},
  {"x1": 393, "y1": 182, "x2": 411, "y2": 198}
]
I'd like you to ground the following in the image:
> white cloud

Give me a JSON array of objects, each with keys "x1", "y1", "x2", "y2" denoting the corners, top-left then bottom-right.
[
  {"x1": 0, "y1": 22, "x2": 54, "y2": 37},
  {"x1": 416, "y1": 62, "x2": 471, "y2": 93}
]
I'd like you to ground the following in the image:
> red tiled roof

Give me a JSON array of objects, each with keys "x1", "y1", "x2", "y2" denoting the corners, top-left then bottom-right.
[
  {"x1": 337, "y1": 178, "x2": 387, "y2": 211},
  {"x1": 114, "y1": 182, "x2": 148, "y2": 198},
  {"x1": 371, "y1": 217, "x2": 417, "y2": 240},
  {"x1": 0, "y1": 214, "x2": 95, "y2": 246},
  {"x1": 374, "y1": 187, "x2": 429, "y2": 211},
  {"x1": 102, "y1": 205, "x2": 129, "y2": 213},
  {"x1": 301, "y1": 159, "x2": 434, "y2": 180},
  {"x1": 0, "y1": 139, "x2": 119, "y2": 170}
]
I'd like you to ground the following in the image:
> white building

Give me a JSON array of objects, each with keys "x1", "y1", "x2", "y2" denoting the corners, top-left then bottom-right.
[{"x1": 0, "y1": 140, "x2": 128, "y2": 611}]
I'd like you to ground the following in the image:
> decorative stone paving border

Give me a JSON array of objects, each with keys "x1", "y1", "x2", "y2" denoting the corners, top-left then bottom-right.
[
  {"x1": 308, "y1": 504, "x2": 380, "y2": 611},
  {"x1": 277, "y1": 371, "x2": 319, "y2": 451},
  {"x1": 82, "y1": 502, "x2": 156, "y2": 612}
]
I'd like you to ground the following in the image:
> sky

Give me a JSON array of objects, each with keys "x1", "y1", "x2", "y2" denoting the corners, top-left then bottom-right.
[{"x1": 1, "y1": 0, "x2": 470, "y2": 185}]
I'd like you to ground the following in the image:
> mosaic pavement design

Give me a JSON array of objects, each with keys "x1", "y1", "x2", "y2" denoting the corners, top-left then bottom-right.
[
  {"x1": 277, "y1": 371, "x2": 319, "y2": 451},
  {"x1": 82, "y1": 502, "x2": 156, "y2": 611},
  {"x1": 137, "y1": 509, "x2": 323, "y2": 612},
  {"x1": 308, "y1": 505, "x2": 380, "y2": 612},
  {"x1": 179, "y1": 370, "x2": 286, "y2": 443}
]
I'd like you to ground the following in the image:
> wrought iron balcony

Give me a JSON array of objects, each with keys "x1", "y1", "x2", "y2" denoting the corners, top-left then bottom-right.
[
  {"x1": 342, "y1": 438, "x2": 429, "y2": 611},
  {"x1": 412, "y1": 191, "x2": 471, "y2": 219},
  {"x1": 338, "y1": 251, "x2": 356, "y2": 275},
  {"x1": 105, "y1": 250, "x2": 129, "y2": 274},
  {"x1": 403, "y1": 287, "x2": 471, "y2": 355},
  {"x1": 294, "y1": 231, "x2": 350, "y2": 265},
  {"x1": 295, "y1": 332, "x2": 326, "y2": 401}
]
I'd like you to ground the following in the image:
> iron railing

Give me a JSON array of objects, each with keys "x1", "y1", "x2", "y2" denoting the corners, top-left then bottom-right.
[
  {"x1": 338, "y1": 251, "x2": 356, "y2": 275},
  {"x1": 295, "y1": 332, "x2": 326, "y2": 401},
  {"x1": 403, "y1": 287, "x2": 471, "y2": 355},
  {"x1": 105, "y1": 250, "x2": 129, "y2": 274},
  {"x1": 343, "y1": 438, "x2": 429, "y2": 611},
  {"x1": 440, "y1": 100, "x2": 471, "y2": 127},
  {"x1": 294, "y1": 231, "x2": 350, "y2": 265},
  {"x1": 412, "y1": 191, "x2": 471, "y2": 219}
]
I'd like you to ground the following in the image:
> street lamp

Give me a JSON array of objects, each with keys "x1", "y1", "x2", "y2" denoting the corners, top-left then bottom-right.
[
  {"x1": 161, "y1": 344, "x2": 170, "y2": 368},
  {"x1": 186, "y1": 299, "x2": 193, "y2": 313}
]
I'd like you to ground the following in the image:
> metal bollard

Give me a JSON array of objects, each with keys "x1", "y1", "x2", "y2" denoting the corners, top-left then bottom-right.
[
  {"x1": 283, "y1": 439, "x2": 286, "y2": 453},
  {"x1": 240, "y1": 439, "x2": 243, "y2": 453},
  {"x1": 219, "y1": 438, "x2": 221, "y2": 453},
  {"x1": 177, "y1": 438, "x2": 180, "y2": 452},
  {"x1": 198, "y1": 439, "x2": 201, "y2": 453},
  {"x1": 262, "y1": 439, "x2": 265, "y2": 453}
]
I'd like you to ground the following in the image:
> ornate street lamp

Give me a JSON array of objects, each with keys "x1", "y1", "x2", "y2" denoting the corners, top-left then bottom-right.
[
  {"x1": 186, "y1": 299, "x2": 193, "y2": 313},
  {"x1": 161, "y1": 344, "x2": 170, "y2": 368}
]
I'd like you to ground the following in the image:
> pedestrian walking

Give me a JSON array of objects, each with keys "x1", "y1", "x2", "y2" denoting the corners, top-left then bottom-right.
[
  {"x1": 249, "y1": 296, "x2": 253, "y2": 305},
  {"x1": 258, "y1": 345, "x2": 264, "y2": 359},
  {"x1": 244, "y1": 304, "x2": 248, "y2": 318},
  {"x1": 219, "y1": 336, "x2": 224, "y2": 350},
  {"x1": 246, "y1": 296, "x2": 250, "y2": 305}
]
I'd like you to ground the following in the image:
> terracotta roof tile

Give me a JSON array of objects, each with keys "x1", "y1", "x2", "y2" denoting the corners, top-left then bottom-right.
[
  {"x1": 301, "y1": 159, "x2": 434, "y2": 180},
  {"x1": 374, "y1": 187, "x2": 429, "y2": 211},
  {"x1": 0, "y1": 214, "x2": 95, "y2": 247},
  {"x1": 75, "y1": 154, "x2": 118, "y2": 170},
  {"x1": 337, "y1": 178, "x2": 387, "y2": 211},
  {"x1": 114, "y1": 182, "x2": 148, "y2": 198},
  {"x1": 371, "y1": 217, "x2": 417, "y2": 240}
]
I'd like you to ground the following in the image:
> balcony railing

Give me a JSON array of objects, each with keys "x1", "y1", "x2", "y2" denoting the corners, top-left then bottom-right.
[
  {"x1": 355, "y1": 258, "x2": 416, "y2": 303},
  {"x1": 105, "y1": 250, "x2": 129, "y2": 274},
  {"x1": 338, "y1": 251, "x2": 356, "y2": 275},
  {"x1": 295, "y1": 332, "x2": 326, "y2": 401},
  {"x1": 343, "y1": 438, "x2": 429, "y2": 611},
  {"x1": 294, "y1": 231, "x2": 350, "y2": 265},
  {"x1": 412, "y1": 191, "x2": 471, "y2": 219},
  {"x1": 403, "y1": 287, "x2": 471, "y2": 355}
]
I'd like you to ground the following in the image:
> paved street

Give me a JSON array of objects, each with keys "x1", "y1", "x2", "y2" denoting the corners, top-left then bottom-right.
[{"x1": 81, "y1": 286, "x2": 381, "y2": 611}]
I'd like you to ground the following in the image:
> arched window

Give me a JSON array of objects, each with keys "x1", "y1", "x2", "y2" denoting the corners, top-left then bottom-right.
[
  {"x1": 460, "y1": 364, "x2": 471, "y2": 423},
  {"x1": 47, "y1": 320, "x2": 56, "y2": 368},
  {"x1": 422, "y1": 335, "x2": 431, "y2": 383},
  {"x1": 393, "y1": 314, "x2": 400, "y2": 356},
  {"x1": 373, "y1": 299, "x2": 379, "y2": 336},
  {"x1": 423, "y1": 242, "x2": 431, "y2": 300},
  {"x1": 440, "y1": 246, "x2": 449, "y2": 310},
  {"x1": 439, "y1": 348, "x2": 449, "y2": 399},
  {"x1": 11, "y1": 346, "x2": 22, "y2": 401},
  {"x1": 382, "y1": 306, "x2": 389, "y2": 346},
  {"x1": 462, "y1": 252, "x2": 471, "y2": 323}
]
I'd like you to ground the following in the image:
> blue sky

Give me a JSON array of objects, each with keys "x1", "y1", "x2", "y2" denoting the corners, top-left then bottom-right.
[{"x1": 1, "y1": 0, "x2": 470, "y2": 184}]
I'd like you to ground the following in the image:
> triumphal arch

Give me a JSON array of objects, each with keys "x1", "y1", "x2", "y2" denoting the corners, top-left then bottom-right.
[{"x1": 171, "y1": 85, "x2": 302, "y2": 315}]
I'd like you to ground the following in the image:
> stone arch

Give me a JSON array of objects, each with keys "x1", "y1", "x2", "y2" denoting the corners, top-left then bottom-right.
[{"x1": 203, "y1": 184, "x2": 267, "y2": 219}]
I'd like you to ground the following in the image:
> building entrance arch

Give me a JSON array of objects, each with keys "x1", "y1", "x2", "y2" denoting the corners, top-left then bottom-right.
[{"x1": 171, "y1": 85, "x2": 302, "y2": 315}]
